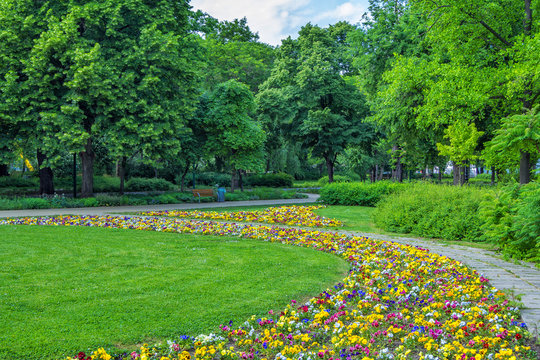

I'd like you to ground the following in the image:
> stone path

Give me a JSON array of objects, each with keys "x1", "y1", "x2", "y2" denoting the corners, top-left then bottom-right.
[
  {"x1": 0, "y1": 193, "x2": 319, "y2": 218},
  {"x1": 1, "y1": 196, "x2": 538, "y2": 337}
]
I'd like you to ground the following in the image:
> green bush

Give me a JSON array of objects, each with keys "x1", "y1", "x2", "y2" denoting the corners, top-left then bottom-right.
[
  {"x1": 183, "y1": 172, "x2": 231, "y2": 187},
  {"x1": 319, "y1": 181, "x2": 407, "y2": 206},
  {"x1": 317, "y1": 175, "x2": 354, "y2": 186},
  {"x1": 479, "y1": 182, "x2": 540, "y2": 261},
  {"x1": 93, "y1": 176, "x2": 120, "y2": 192},
  {"x1": 374, "y1": 183, "x2": 487, "y2": 242},
  {"x1": 0, "y1": 176, "x2": 38, "y2": 188},
  {"x1": 245, "y1": 173, "x2": 294, "y2": 187},
  {"x1": 125, "y1": 177, "x2": 175, "y2": 192}
]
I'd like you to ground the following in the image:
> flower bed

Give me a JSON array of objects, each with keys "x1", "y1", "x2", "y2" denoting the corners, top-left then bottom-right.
[
  {"x1": 140, "y1": 205, "x2": 343, "y2": 228},
  {"x1": 0, "y1": 210, "x2": 535, "y2": 360}
]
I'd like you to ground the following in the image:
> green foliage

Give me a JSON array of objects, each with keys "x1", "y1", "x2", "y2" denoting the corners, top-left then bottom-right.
[
  {"x1": 483, "y1": 106, "x2": 540, "y2": 171},
  {"x1": 0, "y1": 176, "x2": 38, "y2": 188},
  {"x1": 317, "y1": 175, "x2": 354, "y2": 186},
  {"x1": 205, "y1": 80, "x2": 266, "y2": 178},
  {"x1": 257, "y1": 23, "x2": 371, "y2": 181},
  {"x1": 437, "y1": 121, "x2": 484, "y2": 164},
  {"x1": 125, "y1": 178, "x2": 175, "y2": 192},
  {"x1": 374, "y1": 183, "x2": 488, "y2": 242},
  {"x1": 479, "y1": 182, "x2": 540, "y2": 261},
  {"x1": 319, "y1": 181, "x2": 407, "y2": 206},
  {"x1": 180, "y1": 172, "x2": 232, "y2": 187},
  {"x1": 245, "y1": 173, "x2": 294, "y2": 187}
]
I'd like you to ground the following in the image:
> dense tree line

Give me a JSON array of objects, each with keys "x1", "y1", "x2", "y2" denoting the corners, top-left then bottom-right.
[{"x1": 0, "y1": 0, "x2": 538, "y2": 197}]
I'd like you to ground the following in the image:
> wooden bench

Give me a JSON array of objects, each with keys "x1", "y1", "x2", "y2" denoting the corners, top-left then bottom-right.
[{"x1": 191, "y1": 188, "x2": 214, "y2": 202}]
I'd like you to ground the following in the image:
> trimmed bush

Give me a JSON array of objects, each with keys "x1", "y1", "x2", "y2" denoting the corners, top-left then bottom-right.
[
  {"x1": 125, "y1": 177, "x2": 175, "y2": 192},
  {"x1": 374, "y1": 183, "x2": 487, "y2": 242},
  {"x1": 0, "y1": 176, "x2": 38, "y2": 188},
  {"x1": 319, "y1": 181, "x2": 407, "y2": 206},
  {"x1": 183, "y1": 172, "x2": 232, "y2": 187},
  {"x1": 245, "y1": 173, "x2": 294, "y2": 187}
]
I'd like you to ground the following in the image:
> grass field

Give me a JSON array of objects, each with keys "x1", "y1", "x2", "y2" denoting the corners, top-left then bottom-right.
[{"x1": 0, "y1": 225, "x2": 348, "y2": 359}]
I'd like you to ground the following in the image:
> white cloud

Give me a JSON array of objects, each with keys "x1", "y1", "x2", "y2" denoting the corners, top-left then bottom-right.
[
  {"x1": 313, "y1": 2, "x2": 367, "y2": 24},
  {"x1": 191, "y1": 0, "x2": 312, "y2": 45},
  {"x1": 190, "y1": 1, "x2": 369, "y2": 46}
]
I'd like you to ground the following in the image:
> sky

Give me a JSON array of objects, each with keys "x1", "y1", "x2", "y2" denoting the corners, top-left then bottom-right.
[{"x1": 190, "y1": 0, "x2": 371, "y2": 46}]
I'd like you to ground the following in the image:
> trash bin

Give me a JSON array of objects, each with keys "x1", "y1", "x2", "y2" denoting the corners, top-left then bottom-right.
[{"x1": 217, "y1": 187, "x2": 226, "y2": 202}]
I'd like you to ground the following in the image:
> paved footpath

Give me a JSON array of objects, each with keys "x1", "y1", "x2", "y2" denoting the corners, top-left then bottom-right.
[
  {"x1": 0, "y1": 194, "x2": 320, "y2": 218},
  {"x1": 1, "y1": 195, "x2": 538, "y2": 336}
]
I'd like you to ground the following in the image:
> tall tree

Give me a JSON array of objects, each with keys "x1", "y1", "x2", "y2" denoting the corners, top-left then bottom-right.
[
  {"x1": 411, "y1": 0, "x2": 539, "y2": 182},
  {"x1": 205, "y1": 80, "x2": 266, "y2": 192},
  {"x1": 20, "y1": 0, "x2": 200, "y2": 196},
  {"x1": 258, "y1": 23, "x2": 370, "y2": 182}
]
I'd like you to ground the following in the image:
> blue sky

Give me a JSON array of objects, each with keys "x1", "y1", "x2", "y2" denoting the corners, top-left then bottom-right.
[{"x1": 190, "y1": 0, "x2": 371, "y2": 45}]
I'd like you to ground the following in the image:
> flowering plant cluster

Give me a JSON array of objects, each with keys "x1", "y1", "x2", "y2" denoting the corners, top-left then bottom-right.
[
  {"x1": 1, "y1": 209, "x2": 535, "y2": 360},
  {"x1": 139, "y1": 205, "x2": 343, "y2": 228}
]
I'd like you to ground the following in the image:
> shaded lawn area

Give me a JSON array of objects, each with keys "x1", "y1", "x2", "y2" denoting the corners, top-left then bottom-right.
[{"x1": 0, "y1": 225, "x2": 348, "y2": 359}]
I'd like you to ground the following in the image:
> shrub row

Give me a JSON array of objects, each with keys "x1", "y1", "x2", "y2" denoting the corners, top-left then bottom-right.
[
  {"x1": 373, "y1": 183, "x2": 486, "y2": 242},
  {"x1": 373, "y1": 182, "x2": 540, "y2": 262},
  {"x1": 319, "y1": 181, "x2": 407, "y2": 206},
  {"x1": 244, "y1": 173, "x2": 294, "y2": 187}
]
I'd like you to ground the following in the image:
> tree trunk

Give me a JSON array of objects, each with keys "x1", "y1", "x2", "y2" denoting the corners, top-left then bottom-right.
[
  {"x1": 378, "y1": 164, "x2": 384, "y2": 181},
  {"x1": 37, "y1": 149, "x2": 54, "y2": 195},
  {"x1": 80, "y1": 138, "x2": 95, "y2": 197},
  {"x1": 230, "y1": 169, "x2": 236, "y2": 193},
  {"x1": 118, "y1": 156, "x2": 127, "y2": 195},
  {"x1": 453, "y1": 162, "x2": 460, "y2": 186},
  {"x1": 325, "y1": 155, "x2": 334, "y2": 183},
  {"x1": 438, "y1": 168, "x2": 442, "y2": 182},
  {"x1": 238, "y1": 170, "x2": 244, "y2": 191},
  {"x1": 491, "y1": 166, "x2": 496, "y2": 186},
  {"x1": 0, "y1": 164, "x2": 8, "y2": 177},
  {"x1": 462, "y1": 161, "x2": 470, "y2": 185},
  {"x1": 180, "y1": 161, "x2": 191, "y2": 193},
  {"x1": 519, "y1": 150, "x2": 531, "y2": 184},
  {"x1": 391, "y1": 145, "x2": 403, "y2": 182}
]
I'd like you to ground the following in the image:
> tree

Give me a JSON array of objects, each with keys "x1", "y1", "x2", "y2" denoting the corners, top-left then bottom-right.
[
  {"x1": 192, "y1": 11, "x2": 275, "y2": 93},
  {"x1": 19, "y1": 0, "x2": 200, "y2": 197},
  {"x1": 257, "y1": 23, "x2": 370, "y2": 183},
  {"x1": 0, "y1": 0, "x2": 71, "y2": 193},
  {"x1": 484, "y1": 107, "x2": 540, "y2": 184},
  {"x1": 437, "y1": 121, "x2": 484, "y2": 185},
  {"x1": 205, "y1": 80, "x2": 266, "y2": 192},
  {"x1": 411, "y1": 0, "x2": 539, "y2": 182}
]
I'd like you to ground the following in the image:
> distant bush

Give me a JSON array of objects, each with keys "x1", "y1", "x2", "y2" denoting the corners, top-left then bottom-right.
[
  {"x1": 319, "y1": 181, "x2": 407, "y2": 206},
  {"x1": 125, "y1": 177, "x2": 175, "y2": 192},
  {"x1": 245, "y1": 173, "x2": 294, "y2": 187},
  {"x1": 317, "y1": 175, "x2": 354, "y2": 186},
  {"x1": 181, "y1": 172, "x2": 231, "y2": 187},
  {"x1": 0, "y1": 176, "x2": 38, "y2": 188},
  {"x1": 374, "y1": 183, "x2": 487, "y2": 242},
  {"x1": 93, "y1": 176, "x2": 120, "y2": 192}
]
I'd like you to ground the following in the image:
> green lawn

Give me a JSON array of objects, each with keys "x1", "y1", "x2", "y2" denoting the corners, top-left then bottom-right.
[{"x1": 0, "y1": 225, "x2": 348, "y2": 359}]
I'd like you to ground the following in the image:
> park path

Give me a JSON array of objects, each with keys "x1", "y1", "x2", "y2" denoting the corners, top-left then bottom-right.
[
  {"x1": 1, "y1": 195, "x2": 538, "y2": 336},
  {"x1": 0, "y1": 193, "x2": 320, "y2": 218}
]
